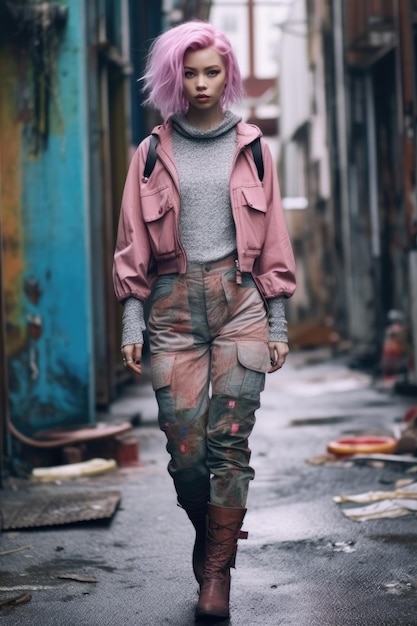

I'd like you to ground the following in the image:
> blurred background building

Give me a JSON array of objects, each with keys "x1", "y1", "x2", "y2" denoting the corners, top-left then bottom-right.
[{"x1": 0, "y1": 0, "x2": 416, "y2": 476}]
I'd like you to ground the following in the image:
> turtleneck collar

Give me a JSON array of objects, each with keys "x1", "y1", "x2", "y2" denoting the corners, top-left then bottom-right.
[{"x1": 171, "y1": 110, "x2": 242, "y2": 139}]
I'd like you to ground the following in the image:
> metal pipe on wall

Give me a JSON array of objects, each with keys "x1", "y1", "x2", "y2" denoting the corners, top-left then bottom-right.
[
  {"x1": 406, "y1": 0, "x2": 417, "y2": 383},
  {"x1": 365, "y1": 71, "x2": 384, "y2": 353},
  {"x1": 333, "y1": 0, "x2": 355, "y2": 337},
  {"x1": 395, "y1": 0, "x2": 417, "y2": 382}
]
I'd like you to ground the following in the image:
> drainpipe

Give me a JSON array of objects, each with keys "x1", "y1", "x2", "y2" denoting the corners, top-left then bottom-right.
[
  {"x1": 405, "y1": 0, "x2": 417, "y2": 384},
  {"x1": 332, "y1": 0, "x2": 354, "y2": 338},
  {"x1": 395, "y1": 0, "x2": 417, "y2": 383},
  {"x1": 364, "y1": 73, "x2": 383, "y2": 353}
]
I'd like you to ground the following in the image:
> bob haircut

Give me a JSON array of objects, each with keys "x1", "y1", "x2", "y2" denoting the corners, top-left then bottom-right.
[{"x1": 141, "y1": 21, "x2": 244, "y2": 120}]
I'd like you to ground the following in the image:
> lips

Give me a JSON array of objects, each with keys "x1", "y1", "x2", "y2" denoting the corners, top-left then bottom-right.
[{"x1": 196, "y1": 94, "x2": 209, "y2": 100}]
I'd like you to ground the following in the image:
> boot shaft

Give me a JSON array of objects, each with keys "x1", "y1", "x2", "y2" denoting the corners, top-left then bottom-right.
[
  {"x1": 204, "y1": 503, "x2": 247, "y2": 576},
  {"x1": 196, "y1": 504, "x2": 247, "y2": 619}
]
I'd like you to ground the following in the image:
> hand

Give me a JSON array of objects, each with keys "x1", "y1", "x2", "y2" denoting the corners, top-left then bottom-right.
[
  {"x1": 121, "y1": 343, "x2": 143, "y2": 376},
  {"x1": 268, "y1": 341, "x2": 289, "y2": 373}
]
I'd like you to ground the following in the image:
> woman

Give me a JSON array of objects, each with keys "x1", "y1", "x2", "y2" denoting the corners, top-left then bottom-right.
[{"x1": 113, "y1": 20, "x2": 296, "y2": 619}]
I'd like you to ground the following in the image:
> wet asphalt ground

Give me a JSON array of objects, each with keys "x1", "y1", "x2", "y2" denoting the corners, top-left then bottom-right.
[{"x1": 1, "y1": 348, "x2": 417, "y2": 625}]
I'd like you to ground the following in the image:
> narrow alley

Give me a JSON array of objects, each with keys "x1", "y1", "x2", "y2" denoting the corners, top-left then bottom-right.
[
  {"x1": 1, "y1": 2, "x2": 417, "y2": 625},
  {"x1": 1, "y1": 349, "x2": 417, "y2": 626}
]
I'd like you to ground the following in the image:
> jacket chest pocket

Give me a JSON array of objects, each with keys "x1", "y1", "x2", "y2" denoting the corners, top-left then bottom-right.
[
  {"x1": 238, "y1": 186, "x2": 267, "y2": 256},
  {"x1": 141, "y1": 187, "x2": 177, "y2": 260}
]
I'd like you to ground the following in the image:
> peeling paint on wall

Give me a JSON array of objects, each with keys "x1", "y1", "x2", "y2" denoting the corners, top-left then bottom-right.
[
  {"x1": 0, "y1": 48, "x2": 25, "y2": 355},
  {"x1": 0, "y1": 0, "x2": 94, "y2": 435}
]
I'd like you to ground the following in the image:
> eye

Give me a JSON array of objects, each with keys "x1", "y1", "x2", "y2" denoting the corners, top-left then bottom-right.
[
  {"x1": 207, "y1": 69, "x2": 220, "y2": 77},
  {"x1": 184, "y1": 70, "x2": 195, "y2": 79}
]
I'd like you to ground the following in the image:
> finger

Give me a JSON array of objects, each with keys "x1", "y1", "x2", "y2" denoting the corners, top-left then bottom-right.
[
  {"x1": 121, "y1": 345, "x2": 142, "y2": 376},
  {"x1": 128, "y1": 344, "x2": 143, "y2": 376},
  {"x1": 268, "y1": 350, "x2": 279, "y2": 373},
  {"x1": 133, "y1": 343, "x2": 143, "y2": 365},
  {"x1": 267, "y1": 343, "x2": 289, "y2": 373}
]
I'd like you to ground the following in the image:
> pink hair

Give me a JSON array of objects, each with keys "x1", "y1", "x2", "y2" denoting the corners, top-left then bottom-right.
[{"x1": 141, "y1": 21, "x2": 244, "y2": 120}]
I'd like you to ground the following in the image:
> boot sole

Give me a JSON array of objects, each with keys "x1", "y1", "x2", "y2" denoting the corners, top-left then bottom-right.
[{"x1": 195, "y1": 607, "x2": 230, "y2": 620}]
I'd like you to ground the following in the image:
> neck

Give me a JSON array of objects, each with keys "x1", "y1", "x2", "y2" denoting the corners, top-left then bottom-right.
[{"x1": 185, "y1": 107, "x2": 225, "y2": 131}]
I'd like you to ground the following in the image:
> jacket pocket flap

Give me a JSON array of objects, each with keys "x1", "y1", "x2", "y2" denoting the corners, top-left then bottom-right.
[
  {"x1": 237, "y1": 342, "x2": 271, "y2": 373},
  {"x1": 241, "y1": 187, "x2": 267, "y2": 213},
  {"x1": 142, "y1": 187, "x2": 173, "y2": 222}
]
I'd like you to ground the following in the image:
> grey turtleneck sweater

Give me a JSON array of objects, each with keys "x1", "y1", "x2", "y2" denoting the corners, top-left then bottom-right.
[{"x1": 121, "y1": 112, "x2": 287, "y2": 346}]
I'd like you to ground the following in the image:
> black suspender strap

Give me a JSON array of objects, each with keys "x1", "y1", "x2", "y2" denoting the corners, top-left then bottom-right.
[
  {"x1": 250, "y1": 137, "x2": 264, "y2": 182},
  {"x1": 142, "y1": 133, "x2": 264, "y2": 183},
  {"x1": 142, "y1": 134, "x2": 159, "y2": 182}
]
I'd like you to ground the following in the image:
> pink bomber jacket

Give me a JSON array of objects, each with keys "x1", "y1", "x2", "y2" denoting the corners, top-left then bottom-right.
[{"x1": 113, "y1": 120, "x2": 296, "y2": 303}]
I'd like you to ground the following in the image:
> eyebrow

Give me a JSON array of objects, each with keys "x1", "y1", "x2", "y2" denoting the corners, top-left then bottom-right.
[{"x1": 183, "y1": 65, "x2": 221, "y2": 71}]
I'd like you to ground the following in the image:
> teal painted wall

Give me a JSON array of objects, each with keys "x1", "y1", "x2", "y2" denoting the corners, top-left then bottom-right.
[{"x1": 1, "y1": 0, "x2": 94, "y2": 435}]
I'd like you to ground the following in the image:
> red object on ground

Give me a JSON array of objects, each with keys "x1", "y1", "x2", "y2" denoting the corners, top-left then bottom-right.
[
  {"x1": 403, "y1": 406, "x2": 417, "y2": 423},
  {"x1": 327, "y1": 435, "x2": 398, "y2": 457},
  {"x1": 115, "y1": 435, "x2": 141, "y2": 467}
]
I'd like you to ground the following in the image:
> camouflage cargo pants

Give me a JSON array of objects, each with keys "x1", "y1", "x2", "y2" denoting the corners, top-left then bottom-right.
[{"x1": 148, "y1": 254, "x2": 270, "y2": 508}]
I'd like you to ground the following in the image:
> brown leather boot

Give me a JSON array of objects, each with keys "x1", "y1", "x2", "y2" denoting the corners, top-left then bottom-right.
[
  {"x1": 195, "y1": 503, "x2": 247, "y2": 619},
  {"x1": 179, "y1": 499, "x2": 208, "y2": 587}
]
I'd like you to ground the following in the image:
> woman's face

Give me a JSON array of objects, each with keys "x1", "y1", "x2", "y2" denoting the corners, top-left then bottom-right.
[{"x1": 182, "y1": 47, "x2": 227, "y2": 114}]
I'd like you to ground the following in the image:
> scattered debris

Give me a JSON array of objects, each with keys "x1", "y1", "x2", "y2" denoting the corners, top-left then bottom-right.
[
  {"x1": 350, "y1": 453, "x2": 417, "y2": 465},
  {"x1": 395, "y1": 478, "x2": 416, "y2": 489},
  {"x1": 330, "y1": 541, "x2": 356, "y2": 553},
  {"x1": 396, "y1": 409, "x2": 417, "y2": 454},
  {"x1": 382, "y1": 581, "x2": 416, "y2": 596},
  {"x1": 334, "y1": 482, "x2": 417, "y2": 521},
  {"x1": 0, "y1": 593, "x2": 32, "y2": 610},
  {"x1": 0, "y1": 585, "x2": 54, "y2": 592},
  {"x1": 1, "y1": 490, "x2": 121, "y2": 530},
  {"x1": 57, "y1": 573, "x2": 98, "y2": 583},
  {"x1": 368, "y1": 461, "x2": 386, "y2": 469},
  {"x1": 334, "y1": 485, "x2": 417, "y2": 504},
  {"x1": 31, "y1": 458, "x2": 117, "y2": 483},
  {"x1": 0, "y1": 545, "x2": 32, "y2": 557},
  {"x1": 306, "y1": 453, "x2": 353, "y2": 467}
]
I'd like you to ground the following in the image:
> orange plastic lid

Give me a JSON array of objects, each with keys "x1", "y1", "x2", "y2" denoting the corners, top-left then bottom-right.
[{"x1": 327, "y1": 435, "x2": 398, "y2": 457}]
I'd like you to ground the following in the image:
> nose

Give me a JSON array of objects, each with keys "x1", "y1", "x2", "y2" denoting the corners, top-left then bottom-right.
[{"x1": 196, "y1": 74, "x2": 207, "y2": 89}]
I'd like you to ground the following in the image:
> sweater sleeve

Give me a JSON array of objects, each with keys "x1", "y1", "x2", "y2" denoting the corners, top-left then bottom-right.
[
  {"x1": 121, "y1": 297, "x2": 146, "y2": 347},
  {"x1": 267, "y1": 296, "x2": 288, "y2": 343}
]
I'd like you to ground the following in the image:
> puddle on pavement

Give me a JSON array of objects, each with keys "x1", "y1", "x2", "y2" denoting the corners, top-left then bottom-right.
[
  {"x1": 290, "y1": 416, "x2": 350, "y2": 427},
  {"x1": 369, "y1": 534, "x2": 417, "y2": 547},
  {"x1": 26, "y1": 557, "x2": 118, "y2": 575},
  {"x1": 0, "y1": 557, "x2": 117, "y2": 589},
  {"x1": 260, "y1": 537, "x2": 356, "y2": 555},
  {"x1": 382, "y1": 581, "x2": 417, "y2": 596}
]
